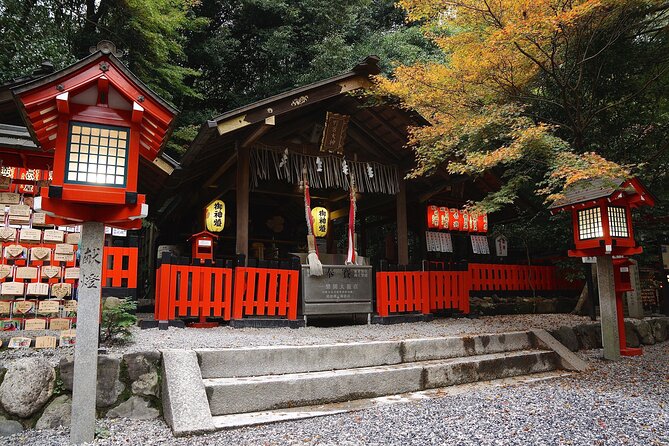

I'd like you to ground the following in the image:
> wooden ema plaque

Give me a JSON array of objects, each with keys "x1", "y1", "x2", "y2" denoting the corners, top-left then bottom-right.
[
  {"x1": 8, "y1": 337, "x2": 31, "y2": 348},
  {"x1": 1, "y1": 282, "x2": 24, "y2": 296},
  {"x1": 38, "y1": 300, "x2": 60, "y2": 314},
  {"x1": 65, "y1": 233, "x2": 81, "y2": 245},
  {"x1": 30, "y1": 247, "x2": 51, "y2": 262},
  {"x1": 49, "y1": 318, "x2": 71, "y2": 330},
  {"x1": 19, "y1": 229, "x2": 42, "y2": 243},
  {"x1": 59, "y1": 329, "x2": 76, "y2": 346},
  {"x1": 0, "y1": 193, "x2": 20, "y2": 205},
  {"x1": 14, "y1": 300, "x2": 35, "y2": 315},
  {"x1": 35, "y1": 336, "x2": 57, "y2": 349},
  {"x1": 42, "y1": 266, "x2": 61, "y2": 279},
  {"x1": 26, "y1": 282, "x2": 49, "y2": 296},
  {"x1": 51, "y1": 283, "x2": 72, "y2": 298},
  {"x1": 24, "y1": 318, "x2": 47, "y2": 330},
  {"x1": 54, "y1": 244, "x2": 74, "y2": 262},
  {"x1": 32, "y1": 212, "x2": 47, "y2": 226},
  {"x1": 4, "y1": 244, "x2": 25, "y2": 260},
  {"x1": 15, "y1": 266, "x2": 38, "y2": 280},
  {"x1": 0, "y1": 227, "x2": 17, "y2": 242},
  {"x1": 43, "y1": 229, "x2": 65, "y2": 243},
  {"x1": 0, "y1": 319, "x2": 20, "y2": 331},
  {"x1": 63, "y1": 300, "x2": 77, "y2": 313},
  {"x1": 0, "y1": 300, "x2": 10, "y2": 315},
  {"x1": 64, "y1": 268, "x2": 80, "y2": 280},
  {"x1": 0, "y1": 264, "x2": 12, "y2": 280}
]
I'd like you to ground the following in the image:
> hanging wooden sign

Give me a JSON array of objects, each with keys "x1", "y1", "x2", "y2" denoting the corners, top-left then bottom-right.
[
  {"x1": 0, "y1": 227, "x2": 17, "y2": 242},
  {"x1": 32, "y1": 212, "x2": 47, "y2": 226},
  {"x1": 14, "y1": 300, "x2": 35, "y2": 314},
  {"x1": 64, "y1": 268, "x2": 80, "y2": 280},
  {"x1": 54, "y1": 244, "x2": 74, "y2": 262},
  {"x1": 65, "y1": 232, "x2": 81, "y2": 245},
  {"x1": 1, "y1": 282, "x2": 24, "y2": 296},
  {"x1": 35, "y1": 336, "x2": 57, "y2": 349},
  {"x1": 26, "y1": 283, "x2": 49, "y2": 296},
  {"x1": 0, "y1": 192, "x2": 20, "y2": 204},
  {"x1": 63, "y1": 300, "x2": 77, "y2": 313},
  {"x1": 8, "y1": 337, "x2": 31, "y2": 348},
  {"x1": 0, "y1": 264, "x2": 12, "y2": 279},
  {"x1": 59, "y1": 329, "x2": 76, "y2": 346},
  {"x1": 4, "y1": 244, "x2": 25, "y2": 260},
  {"x1": 0, "y1": 320, "x2": 20, "y2": 330},
  {"x1": 19, "y1": 229, "x2": 41, "y2": 243},
  {"x1": 0, "y1": 300, "x2": 11, "y2": 314},
  {"x1": 43, "y1": 229, "x2": 65, "y2": 243},
  {"x1": 51, "y1": 283, "x2": 72, "y2": 298},
  {"x1": 41, "y1": 266, "x2": 61, "y2": 279},
  {"x1": 38, "y1": 300, "x2": 60, "y2": 314},
  {"x1": 25, "y1": 318, "x2": 47, "y2": 330},
  {"x1": 49, "y1": 318, "x2": 71, "y2": 331},
  {"x1": 30, "y1": 247, "x2": 51, "y2": 262},
  {"x1": 495, "y1": 235, "x2": 508, "y2": 257},
  {"x1": 320, "y1": 112, "x2": 350, "y2": 154},
  {"x1": 15, "y1": 267, "x2": 38, "y2": 280},
  {"x1": 205, "y1": 200, "x2": 225, "y2": 233}
]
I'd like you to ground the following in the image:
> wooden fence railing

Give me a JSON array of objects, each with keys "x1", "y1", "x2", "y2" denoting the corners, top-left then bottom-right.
[
  {"x1": 102, "y1": 247, "x2": 138, "y2": 289},
  {"x1": 154, "y1": 258, "x2": 233, "y2": 321},
  {"x1": 376, "y1": 263, "x2": 578, "y2": 317},
  {"x1": 232, "y1": 267, "x2": 299, "y2": 320}
]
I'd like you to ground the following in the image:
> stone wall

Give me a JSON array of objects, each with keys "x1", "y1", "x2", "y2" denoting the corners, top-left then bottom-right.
[
  {"x1": 0, "y1": 351, "x2": 161, "y2": 436},
  {"x1": 549, "y1": 317, "x2": 669, "y2": 352}
]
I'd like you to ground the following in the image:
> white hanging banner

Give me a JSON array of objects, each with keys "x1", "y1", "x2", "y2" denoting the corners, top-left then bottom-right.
[{"x1": 471, "y1": 235, "x2": 490, "y2": 255}]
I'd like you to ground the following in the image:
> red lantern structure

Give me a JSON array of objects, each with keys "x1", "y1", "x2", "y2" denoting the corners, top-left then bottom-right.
[
  {"x1": 427, "y1": 205, "x2": 440, "y2": 229},
  {"x1": 12, "y1": 41, "x2": 177, "y2": 229},
  {"x1": 549, "y1": 178, "x2": 654, "y2": 257},
  {"x1": 550, "y1": 177, "x2": 654, "y2": 359}
]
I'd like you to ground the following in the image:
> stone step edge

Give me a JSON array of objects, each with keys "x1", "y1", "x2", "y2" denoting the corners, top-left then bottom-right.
[
  {"x1": 202, "y1": 349, "x2": 555, "y2": 387},
  {"x1": 197, "y1": 331, "x2": 537, "y2": 379},
  {"x1": 211, "y1": 370, "x2": 574, "y2": 430}
]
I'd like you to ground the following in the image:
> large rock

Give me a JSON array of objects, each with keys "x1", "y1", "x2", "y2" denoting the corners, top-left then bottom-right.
[
  {"x1": 549, "y1": 326, "x2": 580, "y2": 352},
  {"x1": 35, "y1": 395, "x2": 71, "y2": 430},
  {"x1": 60, "y1": 355, "x2": 124, "y2": 407},
  {"x1": 624, "y1": 321, "x2": 641, "y2": 348},
  {"x1": 123, "y1": 351, "x2": 161, "y2": 381},
  {"x1": 97, "y1": 355, "x2": 125, "y2": 408},
  {"x1": 131, "y1": 371, "x2": 159, "y2": 398},
  {"x1": 649, "y1": 318, "x2": 669, "y2": 342},
  {"x1": 103, "y1": 296, "x2": 124, "y2": 310},
  {"x1": 0, "y1": 418, "x2": 23, "y2": 437},
  {"x1": 627, "y1": 319, "x2": 654, "y2": 345},
  {"x1": 573, "y1": 324, "x2": 602, "y2": 350},
  {"x1": 0, "y1": 357, "x2": 55, "y2": 418},
  {"x1": 106, "y1": 396, "x2": 159, "y2": 420}
]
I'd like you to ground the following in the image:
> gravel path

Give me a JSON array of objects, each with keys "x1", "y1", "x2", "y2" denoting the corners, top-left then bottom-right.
[
  {"x1": 1, "y1": 314, "x2": 594, "y2": 365},
  {"x1": 3, "y1": 341, "x2": 667, "y2": 446}
]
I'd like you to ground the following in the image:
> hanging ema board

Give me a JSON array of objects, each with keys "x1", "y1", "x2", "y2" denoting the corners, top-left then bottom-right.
[{"x1": 301, "y1": 265, "x2": 373, "y2": 316}]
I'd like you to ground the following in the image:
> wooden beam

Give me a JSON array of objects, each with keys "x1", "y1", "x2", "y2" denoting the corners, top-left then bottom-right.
[
  {"x1": 240, "y1": 117, "x2": 275, "y2": 149},
  {"x1": 397, "y1": 178, "x2": 409, "y2": 264},
  {"x1": 236, "y1": 145, "x2": 250, "y2": 261},
  {"x1": 204, "y1": 153, "x2": 237, "y2": 188}
]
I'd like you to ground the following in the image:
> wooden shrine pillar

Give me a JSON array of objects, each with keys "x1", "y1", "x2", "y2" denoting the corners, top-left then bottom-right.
[
  {"x1": 397, "y1": 179, "x2": 409, "y2": 265},
  {"x1": 236, "y1": 146, "x2": 250, "y2": 262}
]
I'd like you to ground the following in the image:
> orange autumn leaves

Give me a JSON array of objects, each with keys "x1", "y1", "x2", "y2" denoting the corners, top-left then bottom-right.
[{"x1": 374, "y1": 0, "x2": 636, "y2": 210}]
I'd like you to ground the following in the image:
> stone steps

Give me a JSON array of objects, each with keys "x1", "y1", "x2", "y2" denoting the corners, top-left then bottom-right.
[
  {"x1": 204, "y1": 349, "x2": 559, "y2": 416},
  {"x1": 161, "y1": 329, "x2": 588, "y2": 436}
]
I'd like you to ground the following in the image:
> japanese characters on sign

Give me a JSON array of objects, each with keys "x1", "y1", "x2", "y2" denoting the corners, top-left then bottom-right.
[
  {"x1": 311, "y1": 207, "x2": 329, "y2": 237},
  {"x1": 205, "y1": 200, "x2": 225, "y2": 232},
  {"x1": 427, "y1": 206, "x2": 487, "y2": 233}
]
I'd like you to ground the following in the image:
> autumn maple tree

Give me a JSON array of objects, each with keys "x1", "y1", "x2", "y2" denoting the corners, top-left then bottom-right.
[{"x1": 375, "y1": 0, "x2": 669, "y2": 211}]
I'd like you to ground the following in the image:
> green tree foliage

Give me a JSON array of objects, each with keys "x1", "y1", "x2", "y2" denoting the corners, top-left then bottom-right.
[{"x1": 100, "y1": 298, "x2": 138, "y2": 346}]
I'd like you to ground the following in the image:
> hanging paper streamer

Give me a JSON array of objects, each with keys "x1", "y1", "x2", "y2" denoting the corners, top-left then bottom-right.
[
  {"x1": 366, "y1": 163, "x2": 374, "y2": 178},
  {"x1": 250, "y1": 144, "x2": 399, "y2": 195},
  {"x1": 346, "y1": 174, "x2": 357, "y2": 265}
]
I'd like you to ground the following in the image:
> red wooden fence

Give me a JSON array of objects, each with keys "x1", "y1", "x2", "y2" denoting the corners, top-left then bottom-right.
[
  {"x1": 154, "y1": 262, "x2": 233, "y2": 321},
  {"x1": 232, "y1": 267, "x2": 299, "y2": 320},
  {"x1": 377, "y1": 264, "x2": 578, "y2": 316},
  {"x1": 376, "y1": 272, "x2": 430, "y2": 317},
  {"x1": 102, "y1": 247, "x2": 138, "y2": 288}
]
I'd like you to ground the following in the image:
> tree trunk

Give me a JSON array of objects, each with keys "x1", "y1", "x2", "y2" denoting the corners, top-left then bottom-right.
[{"x1": 571, "y1": 284, "x2": 589, "y2": 315}]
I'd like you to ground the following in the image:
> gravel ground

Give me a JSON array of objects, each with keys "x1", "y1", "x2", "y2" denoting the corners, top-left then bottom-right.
[
  {"x1": 0, "y1": 313, "x2": 593, "y2": 365},
  {"x1": 3, "y1": 341, "x2": 667, "y2": 446}
]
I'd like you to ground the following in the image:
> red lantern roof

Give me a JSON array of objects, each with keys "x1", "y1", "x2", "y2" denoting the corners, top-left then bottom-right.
[
  {"x1": 11, "y1": 41, "x2": 178, "y2": 163},
  {"x1": 549, "y1": 177, "x2": 655, "y2": 212}
]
